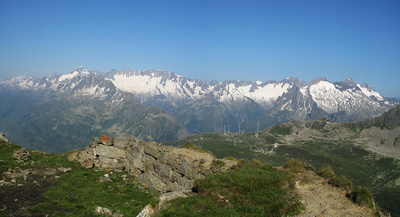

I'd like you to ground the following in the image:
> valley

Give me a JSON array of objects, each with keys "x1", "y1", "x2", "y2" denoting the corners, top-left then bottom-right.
[{"x1": 165, "y1": 106, "x2": 400, "y2": 216}]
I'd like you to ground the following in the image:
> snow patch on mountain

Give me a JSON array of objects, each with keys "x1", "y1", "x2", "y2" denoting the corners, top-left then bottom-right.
[
  {"x1": 310, "y1": 81, "x2": 341, "y2": 113},
  {"x1": 109, "y1": 73, "x2": 208, "y2": 100},
  {"x1": 357, "y1": 84, "x2": 384, "y2": 101},
  {"x1": 1, "y1": 67, "x2": 398, "y2": 124},
  {"x1": 59, "y1": 70, "x2": 80, "y2": 82},
  {"x1": 0, "y1": 75, "x2": 39, "y2": 90},
  {"x1": 309, "y1": 80, "x2": 382, "y2": 115},
  {"x1": 241, "y1": 82, "x2": 292, "y2": 106},
  {"x1": 73, "y1": 85, "x2": 107, "y2": 99},
  {"x1": 58, "y1": 67, "x2": 91, "y2": 82},
  {"x1": 108, "y1": 70, "x2": 293, "y2": 108}
]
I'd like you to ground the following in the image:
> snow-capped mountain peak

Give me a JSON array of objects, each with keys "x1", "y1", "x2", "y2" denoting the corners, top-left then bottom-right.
[
  {"x1": 1, "y1": 67, "x2": 398, "y2": 132},
  {"x1": 57, "y1": 67, "x2": 90, "y2": 82},
  {"x1": 104, "y1": 69, "x2": 300, "y2": 109}
]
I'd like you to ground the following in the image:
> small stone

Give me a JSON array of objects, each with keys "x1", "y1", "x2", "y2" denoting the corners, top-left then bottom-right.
[
  {"x1": 94, "y1": 206, "x2": 113, "y2": 215},
  {"x1": 0, "y1": 133, "x2": 8, "y2": 142},
  {"x1": 81, "y1": 159, "x2": 94, "y2": 169},
  {"x1": 58, "y1": 167, "x2": 72, "y2": 173},
  {"x1": 136, "y1": 204, "x2": 153, "y2": 217},
  {"x1": 98, "y1": 176, "x2": 113, "y2": 182},
  {"x1": 102, "y1": 207, "x2": 112, "y2": 215}
]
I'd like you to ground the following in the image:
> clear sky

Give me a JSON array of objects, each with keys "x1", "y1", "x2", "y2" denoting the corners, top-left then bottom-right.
[{"x1": 0, "y1": 0, "x2": 399, "y2": 97}]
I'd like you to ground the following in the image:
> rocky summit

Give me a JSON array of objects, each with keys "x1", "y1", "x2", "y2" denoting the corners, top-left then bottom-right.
[{"x1": 74, "y1": 135, "x2": 236, "y2": 193}]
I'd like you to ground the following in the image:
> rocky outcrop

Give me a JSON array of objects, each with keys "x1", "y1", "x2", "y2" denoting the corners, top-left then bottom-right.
[
  {"x1": 78, "y1": 135, "x2": 127, "y2": 172},
  {"x1": 78, "y1": 135, "x2": 235, "y2": 193},
  {"x1": 12, "y1": 148, "x2": 30, "y2": 162}
]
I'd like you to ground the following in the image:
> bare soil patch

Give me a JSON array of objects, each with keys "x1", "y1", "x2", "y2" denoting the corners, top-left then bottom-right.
[
  {"x1": 293, "y1": 170, "x2": 373, "y2": 217},
  {"x1": 0, "y1": 175, "x2": 54, "y2": 216}
]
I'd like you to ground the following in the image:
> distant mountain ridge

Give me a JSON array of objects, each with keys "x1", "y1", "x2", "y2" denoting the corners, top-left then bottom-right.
[
  {"x1": 1, "y1": 67, "x2": 398, "y2": 137},
  {"x1": 0, "y1": 67, "x2": 190, "y2": 153},
  {"x1": 103, "y1": 68, "x2": 398, "y2": 132}
]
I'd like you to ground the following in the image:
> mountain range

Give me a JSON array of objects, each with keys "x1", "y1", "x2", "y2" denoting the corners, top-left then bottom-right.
[
  {"x1": 105, "y1": 68, "x2": 399, "y2": 132},
  {"x1": 0, "y1": 67, "x2": 398, "y2": 152},
  {"x1": 0, "y1": 67, "x2": 190, "y2": 153}
]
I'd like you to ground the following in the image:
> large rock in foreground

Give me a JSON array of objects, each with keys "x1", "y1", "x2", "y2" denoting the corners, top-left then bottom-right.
[{"x1": 76, "y1": 135, "x2": 235, "y2": 193}]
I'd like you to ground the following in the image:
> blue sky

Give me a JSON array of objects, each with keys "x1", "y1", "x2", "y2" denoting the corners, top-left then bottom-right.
[{"x1": 0, "y1": 0, "x2": 399, "y2": 97}]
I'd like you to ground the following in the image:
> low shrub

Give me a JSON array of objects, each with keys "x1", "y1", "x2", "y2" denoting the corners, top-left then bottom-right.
[
  {"x1": 212, "y1": 160, "x2": 226, "y2": 168},
  {"x1": 317, "y1": 166, "x2": 335, "y2": 179},
  {"x1": 184, "y1": 142, "x2": 202, "y2": 151},
  {"x1": 351, "y1": 186, "x2": 375, "y2": 211},
  {"x1": 329, "y1": 175, "x2": 353, "y2": 191},
  {"x1": 284, "y1": 159, "x2": 315, "y2": 173},
  {"x1": 224, "y1": 156, "x2": 236, "y2": 161},
  {"x1": 250, "y1": 159, "x2": 272, "y2": 170},
  {"x1": 232, "y1": 159, "x2": 247, "y2": 169},
  {"x1": 250, "y1": 159, "x2": 262, "y2": 167},
  {"x1": 317, "y1": 165, "x2": 380, "y2": 213}
]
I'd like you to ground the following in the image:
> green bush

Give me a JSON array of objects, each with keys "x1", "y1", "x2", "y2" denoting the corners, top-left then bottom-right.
[
  {"x1": 212, "y1": 160, "x2": 226, "y2": 168},
  {"x1": 250, "y1": 159, "x2": 272, "y2": 170},
  {"x1": 351, "y1": 186, "x2": 375, "y2": 211},
  {"x1": 317, "y1": 166, "x2": 335, "y2": 179},
  {"x1": 284, "y1": 159, "x2": 315, "y2": 173},
  {"x1": 317, "y1": 166, "x2": 379, "y2": 212},
  {"x1": 250, "y1": 159, "x2": 262, "y2": 167},
  {"x1": 184, "y1": 142, "x2": 202, "y2": 151},
  {"x1": 224, "y1": 156, "x2": 236, "y2": 161},
  {"x1": 329, "y1": 175, "x2": 353, "y2": 191},
  {"x1": 232, "y1": 159, "x2": 248, "y2": 169}
]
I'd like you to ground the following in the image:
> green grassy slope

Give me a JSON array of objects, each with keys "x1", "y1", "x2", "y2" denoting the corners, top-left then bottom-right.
[
  {"x1": 0, "y1": 140, "x2": 158, "y2": 216},
  {"x1": 164, "y1": 117, "x2": 400, "y2": 216}
]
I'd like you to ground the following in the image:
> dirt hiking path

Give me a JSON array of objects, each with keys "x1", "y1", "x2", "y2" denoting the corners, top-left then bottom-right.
[{"x1": 293, "y1": 170, "x2": 373, "y2": 217}]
